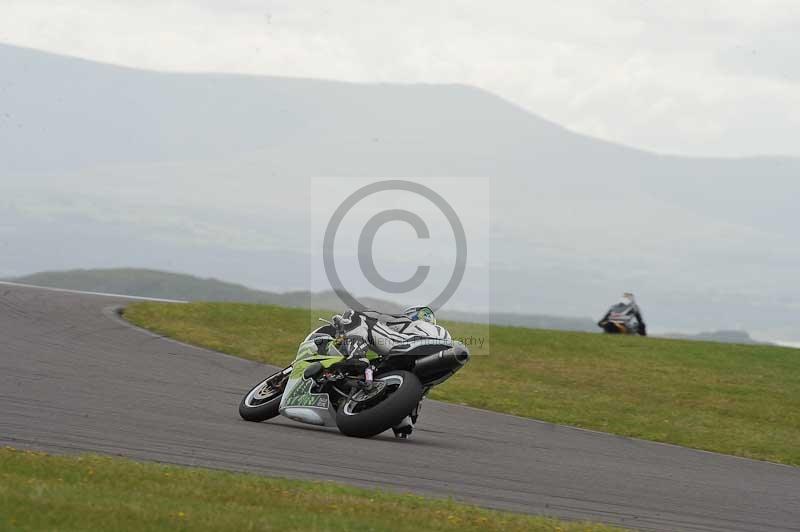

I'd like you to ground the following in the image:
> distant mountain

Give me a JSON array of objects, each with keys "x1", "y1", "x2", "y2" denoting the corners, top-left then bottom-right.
[
  {"x1": 13, "y1": 269, "x2": 776, "y2": 341},
  {"x1": 2, "y1": 43, "x2": 799, "y2": 341},
  {"x1": 661, "y1": 330, "x2": 768, "y2": 345},
  {"x1": 444, "y1": 310, "x2": 595, "y2": 332},
  {"x1": 8, "y1": 268, "x2": 373, "y2": 310},
  {"x1": 10, "y1": 268, "x2": 279, "y2": 303},
  {"x1": 7, "y1": 269, "x2": 596, "y2": 332}
]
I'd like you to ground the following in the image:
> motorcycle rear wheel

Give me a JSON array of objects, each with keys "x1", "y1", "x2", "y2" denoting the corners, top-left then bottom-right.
[{"x1": 336, "y1": 370, "x2": 423, "y2": 438}]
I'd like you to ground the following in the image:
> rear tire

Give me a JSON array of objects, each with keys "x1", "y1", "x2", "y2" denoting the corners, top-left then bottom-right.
[
  {"x1": 336, "y1": 370, "x2": 423, "y2": 438},
  {"x1": 239, "y1": 370, "x2": 288, "y2": 422}
]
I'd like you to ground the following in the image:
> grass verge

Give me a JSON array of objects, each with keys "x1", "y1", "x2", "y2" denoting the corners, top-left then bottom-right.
[
  {"x1": 0, "y1": 448, "x2": 622, "y2": 532},
  {"x1": 125, "y1": 302, "x2": 800, "y2": 466}
]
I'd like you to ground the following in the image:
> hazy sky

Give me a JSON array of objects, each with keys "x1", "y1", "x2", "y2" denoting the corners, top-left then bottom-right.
[{"x1": 2, "y1": 0, "x2": 799, "y2": 158}]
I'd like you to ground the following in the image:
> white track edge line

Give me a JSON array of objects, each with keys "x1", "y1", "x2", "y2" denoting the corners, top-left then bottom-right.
[{"x1": 0, "y1": 280, "x2": 186, "y2": 303}]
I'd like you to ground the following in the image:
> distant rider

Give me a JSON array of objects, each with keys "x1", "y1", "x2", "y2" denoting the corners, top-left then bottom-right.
[{"x1": 598, "y1": 293, "x2": 647, "y2": 336}]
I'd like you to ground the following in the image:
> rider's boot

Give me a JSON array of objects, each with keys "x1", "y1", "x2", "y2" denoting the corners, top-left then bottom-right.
[{"x1": 392, "y1": 416, "x2": 414, "y2": 439}]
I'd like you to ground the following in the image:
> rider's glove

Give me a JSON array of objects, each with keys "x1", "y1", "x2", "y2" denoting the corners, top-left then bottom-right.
[
  {"x1": 338, "y1": 309, "x2": 368, "y2": 338},
  {"x1": 331, "y1": 309, "x2": 356, "y2": 332}
]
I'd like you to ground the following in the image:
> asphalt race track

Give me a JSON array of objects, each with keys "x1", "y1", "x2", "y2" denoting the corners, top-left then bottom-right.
[{"x1": 1, "y1": 283, "x2": 798, "y2": 531}]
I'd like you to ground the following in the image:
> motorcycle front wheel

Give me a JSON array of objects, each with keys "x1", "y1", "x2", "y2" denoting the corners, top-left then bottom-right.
[
  {"x1": 239, "y1": 369, "x2": 289, "y2": 422},
  {"x1": 336, "y1": 370, "x2": 423, "y2": 438}
]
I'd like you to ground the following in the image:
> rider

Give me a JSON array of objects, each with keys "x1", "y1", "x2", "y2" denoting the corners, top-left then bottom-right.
[
  {"x1": 598, "y1": 293, "x2": 647, "y2": 336},
  {"x1": 325, "y1": 305, "x2": 450, "y2": 438},
  {"x1": 332, "y1": 305, "x2": 452, "y2": 360}
]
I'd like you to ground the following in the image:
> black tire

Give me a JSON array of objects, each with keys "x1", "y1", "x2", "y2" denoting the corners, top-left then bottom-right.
[
  {"x1": 238, "y1": 370, "x2": 288, "y2": 422},
  {"x1": 336, "y1": 370, "x2": 423, "y2": 438}
]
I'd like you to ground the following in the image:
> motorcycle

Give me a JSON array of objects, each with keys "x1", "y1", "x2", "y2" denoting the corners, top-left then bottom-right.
[
  {"x1": 598, "y1": 301, "x2": 646, "y2": 336},
  {"x1": 238, "y1": 315, "x2": 469, "y2": 439}
]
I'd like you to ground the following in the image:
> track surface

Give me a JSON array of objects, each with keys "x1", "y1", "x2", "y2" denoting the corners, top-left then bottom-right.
[{"x1": 1, "y1": 284, "x2": 798, "y2": 532}]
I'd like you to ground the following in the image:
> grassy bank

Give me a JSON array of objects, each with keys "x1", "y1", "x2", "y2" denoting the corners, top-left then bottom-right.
[
  {"x1": 125, "y1": 302, "x2": 800, "y2": 466},
  {"x1": 0, "y1": 448, "x2": 620, "y2": 532}
]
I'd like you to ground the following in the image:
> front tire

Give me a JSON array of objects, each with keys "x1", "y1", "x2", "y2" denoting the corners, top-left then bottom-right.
[
  {"x1": 239, "y1": 370, "x2": 288, "y2": 422},
  {"x1": 336, "y1": 371, "x2": 423, "y2": 438}
]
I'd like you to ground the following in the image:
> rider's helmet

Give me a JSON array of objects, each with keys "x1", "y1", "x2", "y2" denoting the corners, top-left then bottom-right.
[
  {"x1": 622, "y1": 292, "x2": 635, "y2": 302},
  {"x1": 403, "y1": 306, "x2": 436, "y2": 325}
]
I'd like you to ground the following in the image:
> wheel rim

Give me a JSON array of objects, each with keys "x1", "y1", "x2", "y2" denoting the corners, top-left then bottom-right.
[
  {"x1": 244, "y1": 373, "x2": 286, "y2": 407},
  {"x1": 342, "y1": 374, "x2": 404, "y2": 416}
]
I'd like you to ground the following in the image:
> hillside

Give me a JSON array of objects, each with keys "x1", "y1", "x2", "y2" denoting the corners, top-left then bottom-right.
[
  {"x1": 2, "y1": 43, "x2": 799, "y2": 341},
  {"x1": 8, "y1": 269, "x2": 388, "y2": 311},
  {"x1": 11, "y1": 269, "x2": 271, "y2": 303},
  {"x1": 9, "y1": 268, "x2": 597, "y2": 331},
  {"x1": 663, "y1": 330, "x2": 766, "y2": 345},
  {"x1": 8, "y1": 268, "x2": 771, "y2": 341}
]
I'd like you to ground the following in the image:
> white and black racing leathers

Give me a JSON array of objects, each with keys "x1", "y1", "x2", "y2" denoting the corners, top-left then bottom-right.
[{"x1": 339, "y1": 309, "x2": 453, "y2": 358}]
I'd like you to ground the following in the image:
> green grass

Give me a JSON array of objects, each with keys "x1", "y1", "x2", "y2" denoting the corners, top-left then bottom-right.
[
  {"x1": 125, "y1": 302, "x2": 800, "y2": 466},
  {"x1": 0, "y1": 448, "x2": 621, "y2": 532}
]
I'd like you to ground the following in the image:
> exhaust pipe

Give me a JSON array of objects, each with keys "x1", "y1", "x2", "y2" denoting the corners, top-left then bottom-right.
[{"x1": 413, "y1": 344, "x2": 470, "y2": 379}]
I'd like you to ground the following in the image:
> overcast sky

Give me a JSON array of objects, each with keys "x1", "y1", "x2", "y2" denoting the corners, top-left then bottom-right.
[{"x1": 2, "y1": 0, "x2": 798, "y2": 158}]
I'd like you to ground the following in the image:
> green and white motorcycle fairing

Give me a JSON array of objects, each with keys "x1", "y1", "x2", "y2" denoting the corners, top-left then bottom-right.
[
  {"x1": 278, "y1": 336, "x2": 379, "y2": 426},
  {"x1": 240, "y1": 318, "x2": 469, "y2": 438}
]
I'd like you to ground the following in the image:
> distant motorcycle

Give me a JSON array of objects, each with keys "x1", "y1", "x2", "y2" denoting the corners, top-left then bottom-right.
[
  {"x1": 238, "y1": 315, "x2": 469, "y2": 439},
  {"x1": 598, "y1": 296, "x2": 647, "y2": 336}
]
